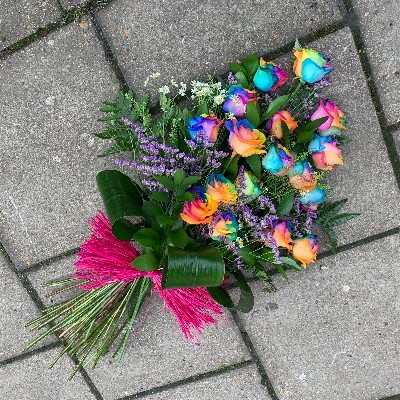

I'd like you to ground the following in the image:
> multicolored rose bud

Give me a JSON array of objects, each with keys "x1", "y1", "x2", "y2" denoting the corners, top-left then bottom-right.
[
  {"x1": 288, "y1": 160, "x2": 317, "y2": 191},
  {"x1": 272, "y1": 220, "x2": 293, "y2": 251},
  {"x1": 266, "y1": 110, "x2": 298, "y2": 139},
  {"x1": 210, "y1": 211, "x2": 239, "y2": 242},
  {"x1": 180, "y1": 186, "x2": 218, "y2": 225},
  {"x1": 206, "y1": 173, "x2": 237, "y2": 204},
  {"x1": 236, "y1": 170, "x2": 261, "y2": 198},
  {"x1": 187, "y1": 114, "x2": 224, "y2": 143},
  {"x1": 253, "y1": 58, "x2": 288, "y2": 92},
  {"x1": 225, "y1": 118, "x2": 266, "y2": 157},
  {"x1": 292, "y1": 236, "x2": 318, "y2": 267},
  {"x1": 299, "y1": 186, "x2": 326, "y2": 208},
  {"x1": 311, "y1": 99, "x2": 347, "y2": 136},
  {"x1": 222, "y1": 85, "x2": 256, "y2": 117},
  {"x1": 293, "y1": 48, "x2": 333, "y2": 84},
  {"x1": 308, "y1": 135, "x2": 343, "y2": 171},
  {"x1": 262, "y1": 144, "x2": 294, "y2": 175}
]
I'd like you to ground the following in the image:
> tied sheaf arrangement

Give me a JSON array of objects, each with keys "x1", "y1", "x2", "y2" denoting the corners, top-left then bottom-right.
[{"x1": 28, "y1": 41, "x2": 358, "y2": 376}]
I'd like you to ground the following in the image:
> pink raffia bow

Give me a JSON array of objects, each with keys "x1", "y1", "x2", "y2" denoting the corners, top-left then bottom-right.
[{"x1": 72, "y1": 212, "x2": 224, "y2": 341}]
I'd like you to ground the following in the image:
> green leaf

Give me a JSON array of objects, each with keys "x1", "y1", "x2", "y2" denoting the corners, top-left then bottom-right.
[
  {"x1": 242, "y1": 54, "x2": 259, "y2": 80},
  {"x1": 234, "y1": 71, "x2": 249, "y2": 88},
  {"x1": 293, "y1": 38, "x2": 302, "y2": 51},
  {"x1": 245, "y1": 102, "x2": 260, "y2": 127},
  {"x1": 259, "y1": 247, "x2": 276, "y2": 263},
  {"x1": 261, "y1": 95, "x2": 290, "y2": 121},
  {"x1": 132, "y1": 253, "x2": 160, "y2": 271},
  {"x1": 281, "y1": 121, "x2": 290, "y2": 148},
  {"x1": 296, "y1": 130, "x2": 315, "y2": 144},
  {"x1": 149, "y1": 192, "x2": 170, "y2": 203},
  {"x1": 226, "y1": 154, "x2": 240, "y2": 175},
  {"x1": 96, "y1": 170, "x2": 144, "y2": 240},
  {"x1": 132, "y1": 228, "x2": 161, "y2": 247},
  {"x1": 197, "y1": 102, "x2": 209, "y2": 115},
  {"x1": 280, "y1": 256, "x2": 303, "y2": 271},
  {"x1": 156, "y1": 214, "x2": 178, "y2": 226},
  {"x1": 237, "y1": 246, "x2": 255, "y2": 266},
  {"x1": 207, "y1": 269, "x2": 254, "y2": 313},
  {"x1": 246, "y1": 154, "x2": 262, "y2": 179},
  {"x1": 275, "y1": 263, "x2": 288, "y2": 281},
  {"x1": 174, "y1": 168, "x2": 186, "y2": 185},
  {"x1": 276, "y1": 193, "x2": 295, "y2": 217},
  {"x1": 142, "y1": 201, "x2": 164, "y2": 219},
  {"x1": 181, "y1": 175, "x2": 201, "y2": 189},
  {"x1": 229, "y1": 62, "x2": 247, "y2": 75},
  {"x1": 168, "y1": 229, "x2": 189, "y2": 249},
  {"x1": 177, "y1": 192, "x2": 197, "y2": 202},
  {"x1": 328, "y1": 213, "x2": 360, "y2": 226},
  {"x1": 154, "y1": 175, "x2": 175, "y2": 191},
  {"x1": 162, "y1": 246, "x2": 225, "y2": 288},
  {"x1": 302, "y1": 116, "x2": 329, "y2": 132}
]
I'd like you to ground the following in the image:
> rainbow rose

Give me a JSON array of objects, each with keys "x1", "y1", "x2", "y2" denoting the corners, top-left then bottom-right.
[
  {"x1": 266, "y1": 110, "x2": 298, "y2": 139},
  {"x1": 272, "y1": 220, "x2": 293, "y2": 251},
  {"x1": 253, "y1": 58, "x2": 288, "y2": 92},
  {"x1": 293, "y1": 48, "x2": 333, "y2": 84},
  {"x1": 262, "y1": 144, "x2": 294, "y2": 175},
  {"x1": 288, "y1": 160, "x2": 317, "y2": 191},
  {"x1": 292, "y1": 236, "x2": 318, "y2": 267},
  {"x1": 236, "y1": 170, "x2": 261, "y2": 198},
  {"x1": 225, "y1": 119, "x2": 266, "y2": 157},
  {"x1": 187, "y1": 114, "x2": 224, "y2": 143},
  {"x1": 210, "y1": 212, "x2": 239, "y2": 242},
  {"x1": 308, "y1": 135, "x2": 343, "y2": 171},
  {"x1": 180, "y1": 187, "x2": 218, "y2": 225},
  {"x1": 311, "y1": 99, "x2": 347, "y2": 136},
  {"x1": 206, "y1": 173, "x2": 237, "y2": 204},
  {"x1": 299, "y1": 186, "x2": 326, "y2": 208},
  {"x1": 222, "y1": 85, "x2": 256, "y2": 117}
]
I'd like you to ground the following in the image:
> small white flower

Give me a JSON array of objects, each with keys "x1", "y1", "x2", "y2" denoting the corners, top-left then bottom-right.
[
  {"x1": 214, "y1": 95, "x2": 224, "y2": 105},
  {"x1": 178, "y1": 87, "x2": 186, "y2": 96},
  {"x1": 179, "y1": 82, "x2": 187, "y2": 91},
  {"x1": 170, "y1": 78, "x2": 178, "y2": 87},
  {"x1": 144, "y1": 77, "x2": 149, "y2": 87},
  {"x1": 159, "y1": 85, "x2": 170, "y2": 95},
  {"x1": 226, "y1": 112, "x2": 235, "y2": 120}
]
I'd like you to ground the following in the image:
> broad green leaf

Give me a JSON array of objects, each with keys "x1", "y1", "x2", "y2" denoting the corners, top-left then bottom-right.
[
  {"x1": 162, "y1": 246, "x2": 225, "y2": 288},
  {"x1": 168, "y1": 229, "x2": 189, "y2": 249},
  {"x1": 177, "y1": 192, "x2": 197, "y2": 202},
  {"x1": 132, "y1": 253, "x2": 160, "y2": 271},
  {"x1": 246, "y1": 154, "x2": 262, "y2": 179},
  {"x1": 197, "y1": 102, "x2": 209, "y2": 115},
  {"x1": 207, "y1": 286, "x2": 234, "y2": 308},
  {"x1": 226, "y1": 154, "x2": 240, "y2": 175},
  {"x1": 296, "y1": 130, "x2": 315, "y2": 144},
  {"x1": 181, "y1": 175, "x2": 201, "y2": 189},
  {"x1": 234, "y1": 71, "x2": 249, "y2": 88},
  {"x1": 132, "y1": 228, "x2": 161, "y2": 247},
  {"x1": 149, "y1": 192, "x2": 170, "y2": 203},
  {"x1": 276, "y1": 193, "x2": 295, "y2": 217},
  {"x1": 142, "y1": 201, "x2": 164, "y2": 219},
  {"x1": 154, "y1": 175, "x2": 175, "y2": 191},
  {"x1": 228, "y1": 62, "x2": 247, "y2": 75},
  {"x1": 281, "y1": 121, "x2": 290, "y2": 148},
  {"x1": 280, "y1": 256, "x2": 303, "y2": 271},
  {"x1": 259, "y1": 247, "x2": 276, "y2": 263},
  {"x1": 174, "y1": 168, "x2": 186, "y2": 185},
  {"x1": 227, "y1": 269, "x2": 254, "y2": 312},
  {"x1": 245, "y1": 102, "x2": 260, "y2": 127},
  {"x1": 96, "y1": 170, "x2": 144, "y2": 240},
  {"x1": 242, "y1": 54, "x2": 259, "y2": 80},
  {"x1": 261, "y1": 95, "x2": 290, "y2": 121},
  {"x1": 237, "y1": 246, "x2": 255, "y2": 266},
  {"x1": 156, "y1": 214, "x2": 178, "y2": 226}
]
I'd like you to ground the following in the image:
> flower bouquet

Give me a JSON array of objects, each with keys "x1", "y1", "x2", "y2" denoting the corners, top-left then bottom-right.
[{"x1": 27, "y1": 41, "x2": 357, "y2": 376}]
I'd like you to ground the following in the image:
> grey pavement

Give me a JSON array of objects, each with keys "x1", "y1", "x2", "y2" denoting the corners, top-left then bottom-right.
[{"x1": 0, "y1": 0, "x2": 399, "y2": 399}]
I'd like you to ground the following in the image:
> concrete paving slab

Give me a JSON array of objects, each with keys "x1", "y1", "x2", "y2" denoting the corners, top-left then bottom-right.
[
  {"x1": 59, "y1": 0, "x2": 87, "y2": 9},
  {"x1": 393, "y1": 130, "x2": 400, "y2": 157},
  {"x1": 0, "y1": 21, "x2": 119, "y2": 269},
  {"x1": 144, "y1": 365, "x2": 271, "y2": 400},
  {"x1": 28, "y1": 256, "x2": 251, "y2": 399},
  {"x1": 96, "y1": 0, "x2": 342, "y2": 97},
  {"x1": 238, "y1": 234, "x2": 400, "y2": 400},
  {"x1": 276, "y1": 27, "x2": 399, "y2": 248},
  {"x1": 0, "y1": 0, "x2": 60, "y2": 51},
  {"x1": 0, "y1": 254, "x2": 53, "y2": 361},
  {"x1": 352, "y1": 0, "x2": 400, "y2": 125},
  {"x1": 0, "y1": 347, "x2": 95, "y2": 400}
]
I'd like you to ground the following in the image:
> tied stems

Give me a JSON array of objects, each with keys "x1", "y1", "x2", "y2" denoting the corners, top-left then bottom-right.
[{"x1": 26, "y1": 277, "x2": 152, "y2": 378}]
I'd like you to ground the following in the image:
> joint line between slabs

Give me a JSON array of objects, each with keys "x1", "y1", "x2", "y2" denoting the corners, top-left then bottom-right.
[
  {"x1": 116, "y1": 360, "x2": 254, "y2": 400},
  {"x1": 230, "y1": 311, "x2": 280, "y2": 400},
  {"x1": 340, "y1": 0, "x2": 400, "y2": 188}
]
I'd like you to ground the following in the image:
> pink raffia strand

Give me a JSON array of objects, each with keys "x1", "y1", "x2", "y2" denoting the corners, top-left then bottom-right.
[{"x1": 72, "y1": 211, "x2": 225, "y2": 341}]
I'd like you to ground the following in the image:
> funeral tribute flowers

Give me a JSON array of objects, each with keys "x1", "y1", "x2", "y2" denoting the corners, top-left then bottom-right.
[{"x1": 28, "y1": 41, "x2": 358, "y2": 376}]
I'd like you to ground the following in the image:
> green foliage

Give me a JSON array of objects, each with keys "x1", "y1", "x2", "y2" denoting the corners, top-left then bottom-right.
[
  {"x1": 245, "y1": 102, "x2": 260, "y2": 127},
  {"x1": 261, "y1": 95, "x2": 290, "y2": 121},
  {"x1": 241, "y1": 54, "x2": 260, "y2": 80},
  {"x1": 246, "y1": 154, "x2": 262, "y2": 179},
  {"x1": 132, "y1": 253, "x2": 160, "y2": 271},
  {"x1": 234, "y1": 71, "x2": 249, "y2": 88},
  {"x1": 316, "y1": 199, "x2": 360, "y2": 252},
  {"x1": 276, "y1": 193, "x2": 295, "y2": 217}
]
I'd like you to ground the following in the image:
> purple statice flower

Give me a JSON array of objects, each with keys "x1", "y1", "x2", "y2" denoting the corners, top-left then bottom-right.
[
  {"x1": 222, "y1": 239, "x2": 244, "y2": 270},
  {"x1": 291, "y1": 219, "x2": 303, "y2": 237},
  {"x1": 305, "y1": 208, "x2": 317, "y2": 234},
  {"x1": 313, "y1": 76, "x2": 332, "y2": 89},
  {"x1": 227, "y1": 71, "x2": 237, "y2": 85},
  {"x1": 258, "y1": 195, "x2": 276, "y2": 214},
  {"x1": 266, "y1": 231, "x2": 282, "y2": 264}
]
